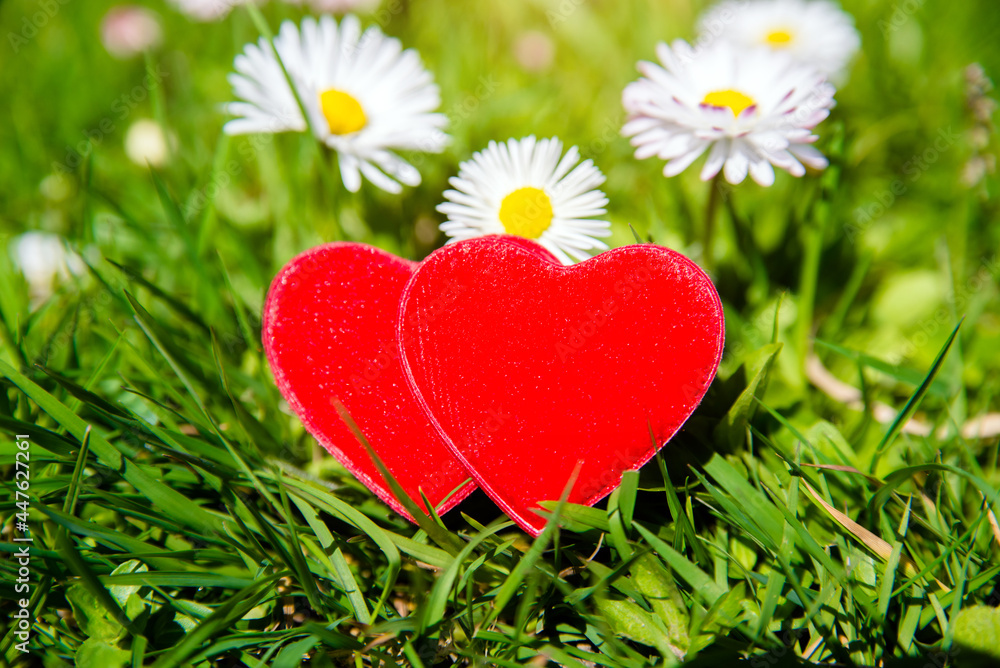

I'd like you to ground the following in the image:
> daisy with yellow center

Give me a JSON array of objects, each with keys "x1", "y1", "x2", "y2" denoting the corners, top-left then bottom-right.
[
  {"x1": 622, "y1": 39, "x2": 835, "y2": 186},
  {"x1": 224, "y1": 15, "x2": 448, "y2": 193},
  {"x1": 697, "y1": 0, "x2": 861, "y2": 81},
  {"x1": 438, "y1": 137, "x2": 611, "y2": 265}
]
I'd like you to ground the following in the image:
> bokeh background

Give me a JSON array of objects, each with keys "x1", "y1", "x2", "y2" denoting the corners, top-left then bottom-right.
[{"x1": 2, "y1": 0, "x2": 1000, "y2": 666}]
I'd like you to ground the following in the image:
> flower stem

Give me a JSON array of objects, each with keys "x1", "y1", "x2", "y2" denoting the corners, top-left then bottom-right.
[
  {"x1": 320, "y1": 146, "x2": 345, "y2": 241},
  {"x1": 702, "y1": 172, "x2": 724, "y2": 270},
  {"x1": 798, "y1": 127, "x2": 844, "y2": 377},
  {"x1": 243, "y1": 4, "x2": 318, "y2": 140},
  {"x1": 797, "y1": 219, "x2": 824, "y2": 371}
]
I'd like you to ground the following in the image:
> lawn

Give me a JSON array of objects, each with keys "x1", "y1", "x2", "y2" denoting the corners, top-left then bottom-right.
[{"x1": 2, "y1": 0, "x2": 1000, "y2": 666}]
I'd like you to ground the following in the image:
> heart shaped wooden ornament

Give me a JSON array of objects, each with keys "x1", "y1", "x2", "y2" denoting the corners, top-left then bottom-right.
[
  {"x1": 398, "y1": 236, "x2": 725, "y2": 535},
  {"x1": 263, "y1": 242, "x2": 478, "y2": 519}
]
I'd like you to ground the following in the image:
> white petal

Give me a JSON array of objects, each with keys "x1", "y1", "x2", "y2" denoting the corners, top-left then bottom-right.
[
  {"x1": 723, "y1": 146, "x2": 751, "y2": 184},
  {"x1": 700, "y1": 139, "x2": 730, "y2": 181},
  {"x1": 339, "y1": 153, "x2": 362, "y2": 192},
  {"x1": 749, "y1": 159, "x2": 776, "y2": 187},
  {"x1": 664, "y1": 143, "x2": 709, "y2": 177},
  {"x1": 789, "y1": 143, "x2": 829, "y2": 170}
]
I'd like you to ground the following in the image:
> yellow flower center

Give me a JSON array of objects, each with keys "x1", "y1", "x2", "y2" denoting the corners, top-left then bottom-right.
[
  {"x1": 498, "y1": 187, "x2": 554, "y2": 239},
  {"x1": 318, "y1": 88, "x2": 367, "y2": 135},
  {"x1": 702, "y1": 89, "x2": 756, "y2": 117},
  {"x1": 765, "y1": 29, "x2": 794, "y2": 46}
]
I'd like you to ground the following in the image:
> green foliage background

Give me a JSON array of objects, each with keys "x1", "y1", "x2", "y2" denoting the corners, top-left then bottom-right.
[{"x1": 1, "y1": 0, "x2": 1000, "y2": 666}]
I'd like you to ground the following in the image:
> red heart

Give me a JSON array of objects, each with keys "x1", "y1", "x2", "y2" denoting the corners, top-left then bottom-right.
[
  {"x1": 398, "y1": 236, "x2": 724, "y2": 535},
  {"x1": 263, "y1": 242, "x2": 477, "y2": 519}
]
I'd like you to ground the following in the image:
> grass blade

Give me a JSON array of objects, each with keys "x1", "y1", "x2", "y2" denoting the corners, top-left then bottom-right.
[{"x1": 869, "y1": 319, "x2": 963, "y2": 472}]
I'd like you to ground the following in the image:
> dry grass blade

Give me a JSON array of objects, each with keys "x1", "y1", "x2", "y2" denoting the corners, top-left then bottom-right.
[
  {"x1": 800, "y1": 462, "x2": 882, "y2": 485},
  {"x1": 984, "y1": 494, "x2": 1000, "y2": 550},
  {"x1": 801, "y1": 481, "x2": 948, "y2": 591}
]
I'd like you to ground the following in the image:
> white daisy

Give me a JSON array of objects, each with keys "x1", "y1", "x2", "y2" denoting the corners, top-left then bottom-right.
[
  {"x1": 437, "y1": 137, "x2": 611, "y2": 265},
  {"x1": 168, "y1": 0, "x2": 259, "y2": 22},
  {"x1": 125, "y1": 120, "x2": 170, "y2": 167},
  {"x1": 224, "y1": 15, "x2": 448, "y2": 193},
  {"x1": 288, "y1": 0, "x2": 380, "y2": 13},
  {"x1": 622, "y1": 39, "x2": 836, "y2": 187},
  {"x1": 697, "y1": 0, "x2": 860, "y2": 81},
  {"x1": 100, "y1": 6, "x2": 162, "y2": 58},
  {"x1": 9, "y1": 232, "x2": 85, "y2": 305}
]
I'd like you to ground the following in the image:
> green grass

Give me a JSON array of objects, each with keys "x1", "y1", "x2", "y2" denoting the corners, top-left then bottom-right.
[{"x1": 2, "y1": 0, "x2": 1000, "y2": 665}]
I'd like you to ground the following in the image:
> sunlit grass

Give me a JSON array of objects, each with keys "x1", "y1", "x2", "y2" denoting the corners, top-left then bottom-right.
[{"x1": 1, "y1": 0, "x2": 1000, "y2": 665}]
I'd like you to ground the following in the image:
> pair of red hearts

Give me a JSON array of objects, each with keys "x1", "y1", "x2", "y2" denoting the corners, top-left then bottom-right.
[{"x1": 263, "y1": 235, "x2": 724, "y2": 535}]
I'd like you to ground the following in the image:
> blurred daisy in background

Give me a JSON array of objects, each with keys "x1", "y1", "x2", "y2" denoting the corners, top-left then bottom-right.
[
  {"x1": 100, "y1": 5, "x2": 162, "y2": 58},
  {"x1": 9, "y1": 232, "x2": 85, "y2": 305},
  {"x1": 224, "y1": 15, "x2": 448, "y2": 193},
  {"x1": 125, "y1": 119, "x2": 171, "y2": 168},
  {"x1": 697, "y1": 0, "x2": 860, "y2": 81},
  {"x1": 289, "y1": 0, "x2": 380, "y2": 13},
  {"x1": 438, "y1": 136, "x2": 611, "y2": 264},
  {"x1": 622, "y1": 40, "x2": 836, "y2": 186},
  {"x1": 168, "y1": 0, "x2": 260, "y2": 22},
  {"x1": 513, "y1": 30, "x2": 556, "y2": 73}
]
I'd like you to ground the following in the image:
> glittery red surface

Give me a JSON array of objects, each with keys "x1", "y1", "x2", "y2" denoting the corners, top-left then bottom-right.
[
  {"x1": 399, "y1": 236, "x2": 725, "y2": 535},
  {"x1": 263, "y1": 243, "x2": 477, "y2": 519}
]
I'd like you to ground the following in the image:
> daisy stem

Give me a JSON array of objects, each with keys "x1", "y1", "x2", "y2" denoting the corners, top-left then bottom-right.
[
  {"x1": 797, "y1": 222, "x2": 822, "y2": 369},
  {"x1": 796, "y1": 132, "x2": 842, "y2": 378},
  {"x1": 318, "y1": 147, "x2": 345, "y2": 240},
  {"x1": 143, "y1": 50, "x2": 168, "y2": 154},
  {"x1": 796, "y1": 185, "x2": 833, "y2": 380},
  {"x1": 702, "y1": 172, "x2": 724, "y2": 270},
  {"x1": 243, "y1": 3, "x2": 343, "y2": 242},
  {"x1": 243, "y1": 3, "x2": 321, "y2": 141}
]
